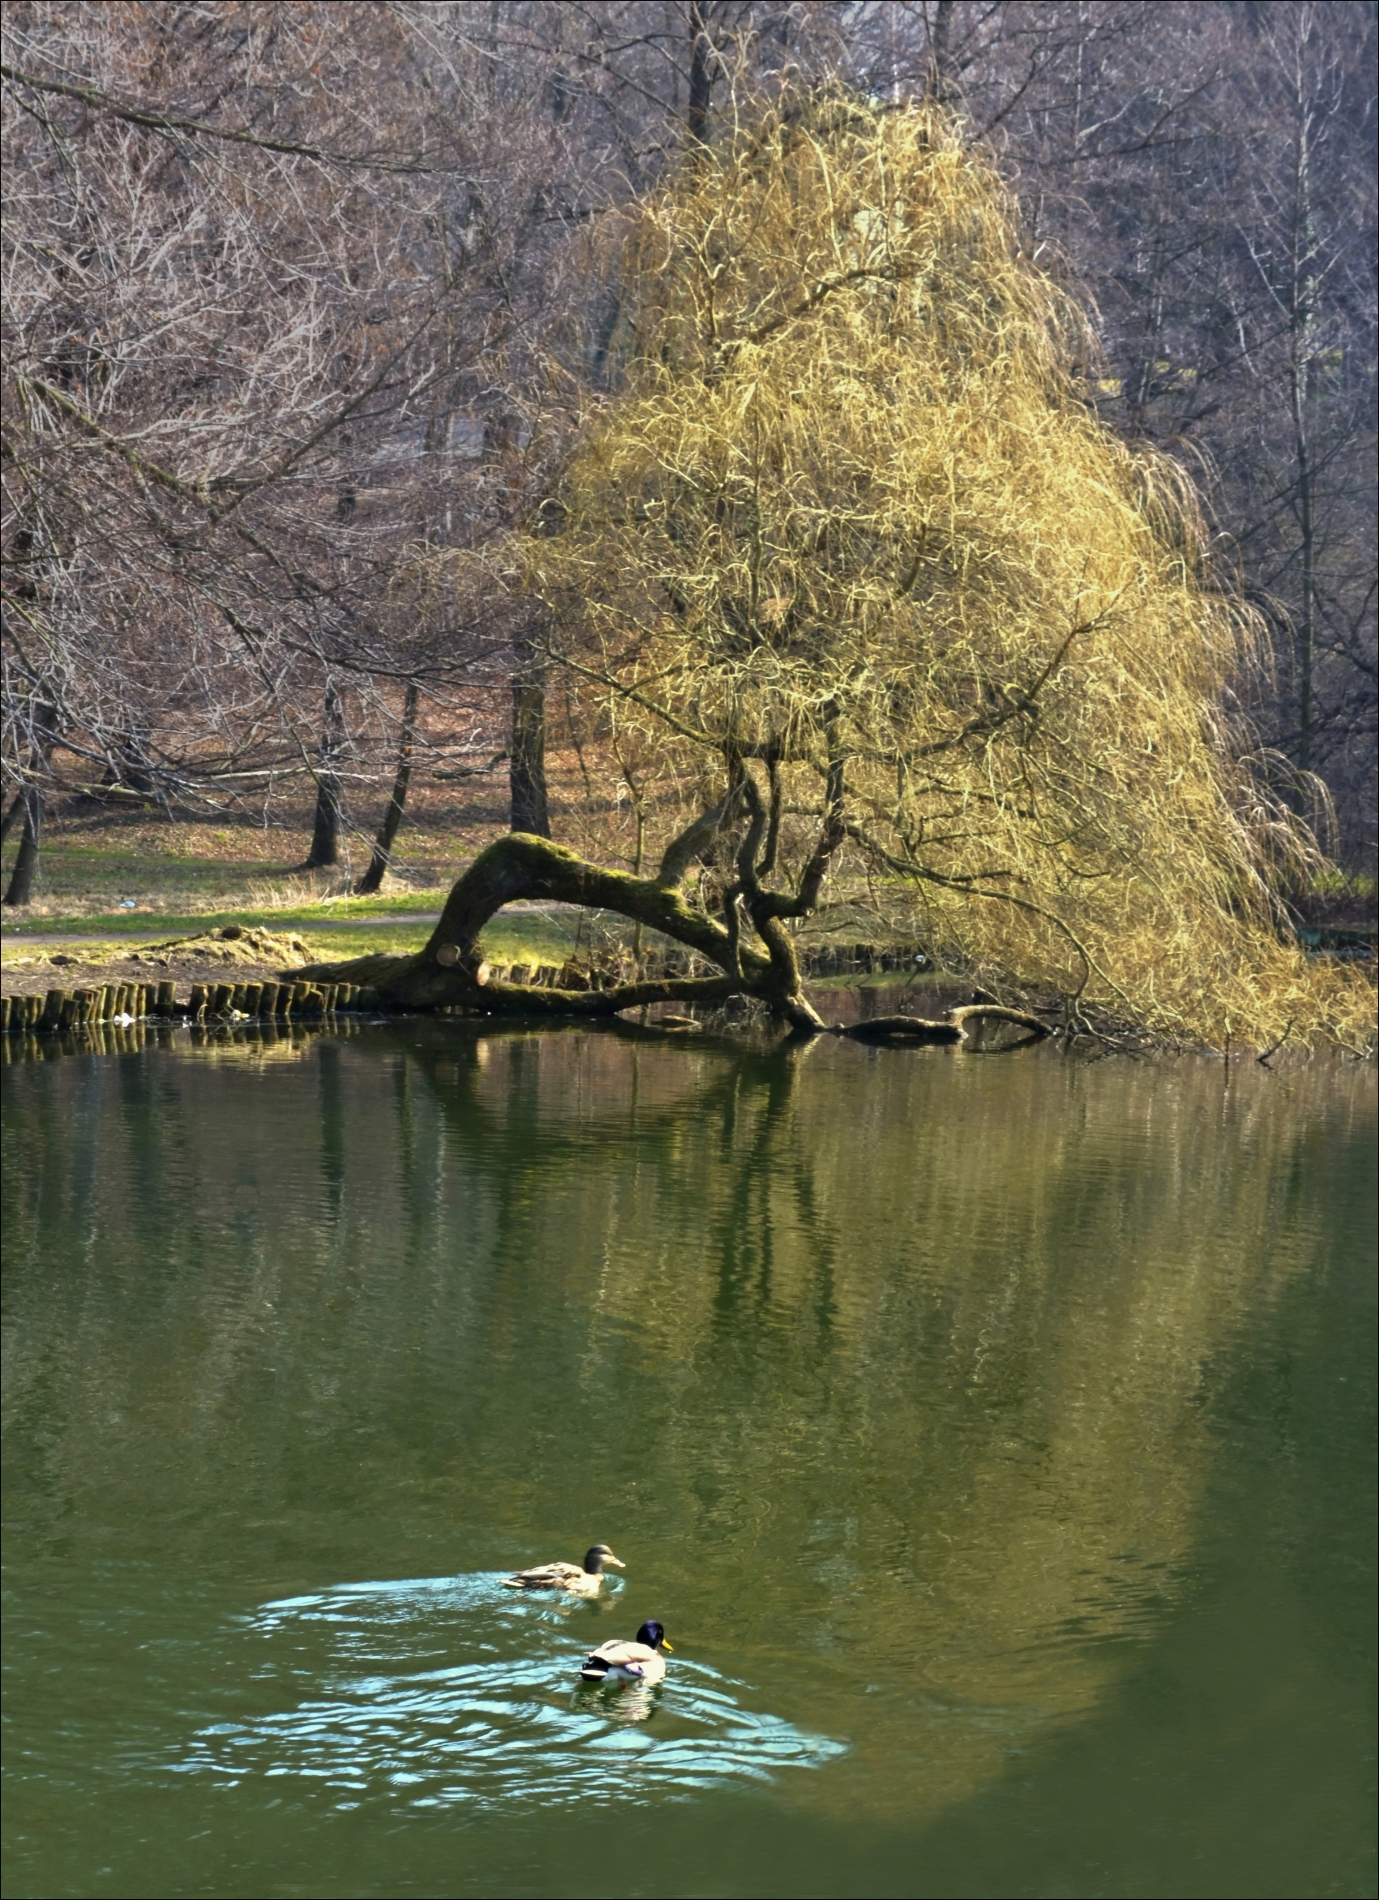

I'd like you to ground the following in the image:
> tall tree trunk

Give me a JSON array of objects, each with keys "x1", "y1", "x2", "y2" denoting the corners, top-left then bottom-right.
[
  {"x1": 687, "y1": 1, "x2": 713, "y2": 146},
  {"x1": 926, "y1": 0, "x2": 956, "y2": 101},
  {"x1": 2, "y1": 697, "x2": 58, "y2": 879},
  {"x1": 355, "y1": 682, "x2": 419, "y2": 894},
  {"x1": 1289, "y1": 87, "x2": 1318, "y2": 787},
  {"x1": 303, "y1": 683, "x2": 346, "y2": 870},
  {"x1": 509, "y1": 650, "x2": 550, "y2": 837},
  {"x1": 2, "y1": 786, "x2": 41, "y2": 906}
]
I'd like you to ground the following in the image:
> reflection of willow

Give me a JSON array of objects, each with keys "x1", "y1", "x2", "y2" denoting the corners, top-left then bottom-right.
[
  {"x1": 3, "y1": 1030, "x2": 1371, "y2": 1827},
  {"x1": 410, "y1": 1024, "x2": 829, "y2": 1368},
  {"x1": 409, "y1": 1031, "x2": 1363, "y2": 1821}
]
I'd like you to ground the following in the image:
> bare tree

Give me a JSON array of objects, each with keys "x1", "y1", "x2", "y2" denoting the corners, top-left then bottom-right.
[
  {"x1": 4, "y1": 0, "x2": 1372, "y2": 900},
  {"x1": 2, "y1": 1, "x2": 583, "y2": 887}
]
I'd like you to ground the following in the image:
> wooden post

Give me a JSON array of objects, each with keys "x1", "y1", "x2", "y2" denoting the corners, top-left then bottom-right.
[
  {"x1": 211, "y1": 983, "x2": 234, "y2": 1016},
  {"x1": 156, "y1": 981, "x2": 176, "y2": 1017}
]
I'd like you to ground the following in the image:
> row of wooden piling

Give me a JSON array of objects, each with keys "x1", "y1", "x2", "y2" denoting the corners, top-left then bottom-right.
[
  {"x1": 0, "y1": 979, "x2": 381, "y2": 1035},
  {"x1": 2, "y1": 943, "x2": 922, "y2": 1036}
]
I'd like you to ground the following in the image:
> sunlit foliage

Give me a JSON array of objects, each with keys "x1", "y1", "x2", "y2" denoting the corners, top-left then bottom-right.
[{"x1": 521, "y1": 96, "x2": 1369, "y2": 1046}]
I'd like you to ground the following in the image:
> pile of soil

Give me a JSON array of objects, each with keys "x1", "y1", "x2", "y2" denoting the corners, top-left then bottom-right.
[
  {"x1": 2, "y1": 925, "x2": 315, "y2": 997},
  {"x1": 126, "y1": 924, "x2": 314, "y2": 967}
]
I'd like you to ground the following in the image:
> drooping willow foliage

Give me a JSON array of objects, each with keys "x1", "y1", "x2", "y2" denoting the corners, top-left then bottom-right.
[{"x1": 515, "y1": 96, "x2": 1368, "y2": 1047}]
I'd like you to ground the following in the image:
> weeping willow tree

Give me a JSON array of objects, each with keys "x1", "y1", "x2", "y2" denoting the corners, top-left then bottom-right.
[{"x1": 313, "y1": 96, "x2": 1370, "y2": 1048}]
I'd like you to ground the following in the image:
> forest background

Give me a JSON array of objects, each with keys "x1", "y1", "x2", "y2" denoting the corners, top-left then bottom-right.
[{"x1": 2, "y1": 1, "x2": 1375, "y2": 948}]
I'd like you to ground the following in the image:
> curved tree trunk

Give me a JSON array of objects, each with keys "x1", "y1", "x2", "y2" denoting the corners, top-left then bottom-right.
[{"x1": 297, "y1": 829, "x2": 823, "y2": 1027}]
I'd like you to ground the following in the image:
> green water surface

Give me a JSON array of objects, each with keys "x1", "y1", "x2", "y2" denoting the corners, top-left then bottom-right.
[{"x1": 2, "y1": 1024, "x2": 1375, "y2": 1898}]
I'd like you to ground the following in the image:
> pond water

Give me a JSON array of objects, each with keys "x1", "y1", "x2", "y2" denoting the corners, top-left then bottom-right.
[{"x1": 2, "y1": 1022, "x2": 1374, "y2": 1899}]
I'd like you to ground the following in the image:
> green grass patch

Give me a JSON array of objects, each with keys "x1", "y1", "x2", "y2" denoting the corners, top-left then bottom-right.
[
  {"x1": 0, "y1": 902, "x2": 628, "y2": 970},
  {"x1": 0, "y1": 840, "x2": 303, "y2": 899}
]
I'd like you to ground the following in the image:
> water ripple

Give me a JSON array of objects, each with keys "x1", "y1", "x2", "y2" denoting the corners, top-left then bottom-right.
[{"x1": 174, "y1": 1574, "x2": 845, "y2": 1810}]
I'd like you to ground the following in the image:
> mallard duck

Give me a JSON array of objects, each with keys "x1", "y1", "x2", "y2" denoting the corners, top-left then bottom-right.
[
  {"x1": 501, "y1": 1544, "x2": 625, "y2": 1596},
  {"x1": 579, "y1": 1620, "x2": 673, "y2": 1683}
]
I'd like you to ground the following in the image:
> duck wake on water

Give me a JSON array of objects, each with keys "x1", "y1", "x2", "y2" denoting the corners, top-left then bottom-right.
[{"x1": 172, "y1": 1573, "x2": 844, "y2": 1811}]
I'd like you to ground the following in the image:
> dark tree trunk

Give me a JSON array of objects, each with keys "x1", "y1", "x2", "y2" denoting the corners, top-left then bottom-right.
[
  {"x1": 509, "y1": 662, "x2": 550, "y2": 838},
  {"x1": 687, "y1": 1, "x2": 713, "y2": 145},
  {"x1": 926, "y1": 0, "x2": 956, "y2": 101},
  {"x1": 355, "y1": 682, "x2": 419, "y2": 895},
  {"x1": 2, "y1": 697, "x2": 58, "y2": 878},
  {"x1": 109, "y1": 731, "x2": 156, "y2": 795},
  {"x1": 2, "y1": 786, "x2": 41, "y2": 907},
  {"x1": 303, "y1": 683, "x2": 345, "y2": 870}
]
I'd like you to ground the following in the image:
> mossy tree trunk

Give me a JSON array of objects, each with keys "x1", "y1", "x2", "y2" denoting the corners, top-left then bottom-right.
[{"x1": 297, "y1": 822, "x2": 826, "y2": 1030}]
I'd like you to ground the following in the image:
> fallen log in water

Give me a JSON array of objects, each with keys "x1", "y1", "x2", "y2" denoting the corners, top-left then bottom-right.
[{"x1": 832, "y1": 1004, "x2": 1051, "y2": 1048}]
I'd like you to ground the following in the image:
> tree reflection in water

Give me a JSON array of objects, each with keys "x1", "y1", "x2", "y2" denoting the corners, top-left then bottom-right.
[{"x1": 2, "y1": 1024, "x2": 1369, "y2": 1826}]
